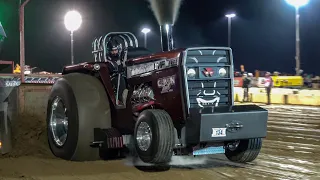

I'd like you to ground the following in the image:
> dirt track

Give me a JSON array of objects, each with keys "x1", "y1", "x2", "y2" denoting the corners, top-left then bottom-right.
[
  {"x1": 0, "y1": 105, "x2": 319, "y2": 180},
  {"x1": 2, "y1": 113, "x2": 53, "y2": 159}
]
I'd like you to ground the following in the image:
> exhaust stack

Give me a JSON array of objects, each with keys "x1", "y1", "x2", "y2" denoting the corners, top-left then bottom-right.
[{"x1": 160, "y1": 24, "x2": 174, "y2": 51}]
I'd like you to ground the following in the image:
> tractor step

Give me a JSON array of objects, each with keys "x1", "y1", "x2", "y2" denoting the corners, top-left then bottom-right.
[{"x1": 90, "y1": 141, "x2": 104, "y2": 148}]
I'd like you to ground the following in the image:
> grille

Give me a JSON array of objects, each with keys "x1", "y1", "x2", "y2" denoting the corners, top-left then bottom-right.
[{"x1": 184, "y1": 48, "x2": 232, "y2": 108}]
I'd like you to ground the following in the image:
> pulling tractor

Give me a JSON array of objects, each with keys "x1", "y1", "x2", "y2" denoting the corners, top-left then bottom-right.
[{"x1": 46, "y1": 25, "x2": 268, "y2": 169}]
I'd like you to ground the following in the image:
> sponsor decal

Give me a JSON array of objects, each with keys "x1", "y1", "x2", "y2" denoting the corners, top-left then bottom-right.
[
  {"x1": 157, "y1": 75, "x2": 176, "y2": 94},
  {"x1": 211, "y1": 128, "x2": 226, "y2": 137}
]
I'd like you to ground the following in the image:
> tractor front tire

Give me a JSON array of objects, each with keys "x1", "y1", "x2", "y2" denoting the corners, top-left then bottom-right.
[
  {"x1": 134, "y1": 109, "x2": 174, "y2": 165},
  {"x1": 225, "y1": 138, "x2": 262, "y2": 163}
]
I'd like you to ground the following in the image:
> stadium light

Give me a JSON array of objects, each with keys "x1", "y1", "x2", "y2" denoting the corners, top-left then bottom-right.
[
  {"x1": 285, "y1": 0, "x2": 309, "y2": 75},
  {"x1": 285, "y1": 0, "x2": 309, "y2": 8},
  {"x1": 141, "y1": 28, "x2": 151, "y2": 48},
  {"x1": 225, "y1": 13, "x2": 236, "y2": 47},
  {"x1": 64, "y1": 10, "x2": 82, "y2": 65},
  {"x1": 141, "y1": 28, "x2": 151, "y2": 34},
  {"x1": 225, "y1": 13, "x2": 236, "y2": 18}
]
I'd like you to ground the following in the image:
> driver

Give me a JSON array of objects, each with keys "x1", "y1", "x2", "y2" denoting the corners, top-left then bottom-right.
[
  {"x1": 106, "y1": 39, "x2": 122, "y2": 70},
  {"x1": 106, "y1": 39, "x2": 127, "y2": 105}
]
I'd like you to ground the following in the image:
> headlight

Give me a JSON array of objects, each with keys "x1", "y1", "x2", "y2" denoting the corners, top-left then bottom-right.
[
  {"x1": 187, "y1": 68, "x2": 196, "y2": 78},
  {"x1": 218, "y1": 68, "x2": 227, "y2": 77}
]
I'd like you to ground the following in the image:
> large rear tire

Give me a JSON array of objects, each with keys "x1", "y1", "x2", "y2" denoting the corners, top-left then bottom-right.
[
  {"x1": 47, "y1": 73, "x2": 112, "y2": 161},
  {"x1": 134, "y1": 109, "x2": 174, "y2": 165},
  {"x1": 225, "y1": 138, "x2": 262, "y2": 163}
]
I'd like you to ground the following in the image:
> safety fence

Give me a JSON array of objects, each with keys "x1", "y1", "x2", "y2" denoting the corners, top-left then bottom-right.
[
  {"x1": 234, "y1": 87, "x2": 320, "y2": 106},
  {"x1": 234, "y1": 77, "x2": 320, "y2": 89}
]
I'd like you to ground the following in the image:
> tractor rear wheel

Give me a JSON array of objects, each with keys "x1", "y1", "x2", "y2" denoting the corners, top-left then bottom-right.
[{"x1": 47, "y1": 73, "x2": 112, "y2": 161}]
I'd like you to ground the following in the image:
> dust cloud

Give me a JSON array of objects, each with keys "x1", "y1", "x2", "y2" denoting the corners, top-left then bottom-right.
[{"x1": 124, "y1": 155, "x2": 209, "y2": 168}]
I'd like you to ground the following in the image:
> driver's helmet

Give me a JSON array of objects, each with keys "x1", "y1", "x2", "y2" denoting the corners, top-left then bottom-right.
[{"x1": 107, "y1": 39, "x2": 121, "y2": 60}]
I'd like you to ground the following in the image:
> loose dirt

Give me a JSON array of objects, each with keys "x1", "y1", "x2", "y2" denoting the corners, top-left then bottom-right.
[{"x1": 1, "y1": 113, "x2": 53, "y2": 159}]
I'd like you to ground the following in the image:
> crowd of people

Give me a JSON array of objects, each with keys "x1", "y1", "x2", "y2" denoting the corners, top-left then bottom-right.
[
  {"x1": 241, "y1": 72, "x2": 273, "y2": 105},
  {"x1": 239, "y1": 70, "x2": 320, "y2": 105}
]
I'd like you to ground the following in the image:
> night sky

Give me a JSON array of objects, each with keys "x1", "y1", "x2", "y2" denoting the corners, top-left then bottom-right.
[{"x1": 0, "y1": 0, "x2": 320, "y2": 74}]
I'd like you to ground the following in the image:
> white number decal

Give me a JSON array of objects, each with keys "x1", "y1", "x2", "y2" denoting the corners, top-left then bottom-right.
[{"x1": 211, "y1": 128, "x2": 226, "y2": 137}]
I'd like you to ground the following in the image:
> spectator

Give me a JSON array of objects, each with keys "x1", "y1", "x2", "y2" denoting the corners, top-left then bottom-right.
[
  {"x1": 264, "y1": 72, "x2": 273, "y2": 105},
  {"x1": 248, "y1": 73, "x2": 254, "y2": 87},
  {"x1": 303, "y1": 74, "x2": 308, "y2": 87},
  {"x1": 242, "y1": 73, "x2": 251, "y2": 102},
  {"x1": 306, "y1": 74, "x2": 313, "y2": 88}
]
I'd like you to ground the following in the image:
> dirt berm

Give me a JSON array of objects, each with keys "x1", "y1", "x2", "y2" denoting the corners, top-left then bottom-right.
[{"x1": 1, "y1": 113, "x2": 54, "y2": 159}]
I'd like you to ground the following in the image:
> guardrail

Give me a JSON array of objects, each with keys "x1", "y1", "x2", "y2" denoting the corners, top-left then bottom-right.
[
  {"x1": 234, "y1": 87, "x2": 320, "y2": 106},
  {"x1": 234, "y1": 76, "x2": 320, "y2": 89}
]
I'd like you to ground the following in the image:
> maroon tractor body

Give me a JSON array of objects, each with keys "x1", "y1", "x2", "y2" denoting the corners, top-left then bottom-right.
[{"x1": 46, "y1": 28, "x2": 268, "y2": 166}]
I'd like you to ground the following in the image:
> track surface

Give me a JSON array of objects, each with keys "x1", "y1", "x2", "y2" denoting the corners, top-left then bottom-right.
[{"x1": 0, "y1": 105, "x2": 319, "y2": 180}]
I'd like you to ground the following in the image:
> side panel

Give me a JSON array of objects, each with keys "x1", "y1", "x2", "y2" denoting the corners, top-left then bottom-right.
[
  {"x1": 127, "y1": 66, "x2": 185, "y2": 124},
  {"x1": 153, "y1": 67, "x2": 185, "y2": 123},
  {"x1": 95, "y1": 63, "x2": 135, "y2": 133},
  {"x1": 98, "y1": 64, "x2": 117, "y2": 106}
]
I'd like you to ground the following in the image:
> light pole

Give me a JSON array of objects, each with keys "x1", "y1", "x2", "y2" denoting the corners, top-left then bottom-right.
[
  {"x1": 141, "y1": 28, "x2": 151, "y2": 48},
  {"x1": 225, "y1": 13, "x2": 236, "y2": 47},
  {"x1": 19, "y1": 0, "x2": 31, "y2": 83},
  {"x1": 285, "y1": 0, "x2": 309, "y2": 75},
  {"x1": 64, "y1": 10, "x2": 82, "y2": 65}
]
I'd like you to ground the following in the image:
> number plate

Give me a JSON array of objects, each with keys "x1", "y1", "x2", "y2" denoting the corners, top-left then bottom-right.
[{"x1": 211, "y1": 128, "x2": 226, "y2": 137}]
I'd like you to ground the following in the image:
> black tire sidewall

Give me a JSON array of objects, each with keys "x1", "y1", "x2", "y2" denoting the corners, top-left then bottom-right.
[
  {"x1": 47, "y1": 78, "x2": 79, "y2": 160},
  {"x1": 225, "y1": 139, "x2": 249, "y2": 156},
  {"x1": 134, "y1": 110, "x2": 160, "y2": 163}
]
